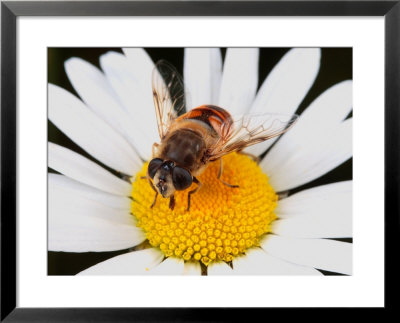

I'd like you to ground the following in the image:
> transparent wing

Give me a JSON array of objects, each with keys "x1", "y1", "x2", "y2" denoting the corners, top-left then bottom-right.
[
  {"x1": 152, "y1": 60, "x2": 186, "y2": 139},
  {"x1": 207, "y1": 113, "x2": 299, "y2": 161}
]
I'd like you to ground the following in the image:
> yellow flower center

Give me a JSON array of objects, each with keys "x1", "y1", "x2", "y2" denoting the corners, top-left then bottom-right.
[{"x1": 131, "y1": 153, "x2": 277, "y2": 266}]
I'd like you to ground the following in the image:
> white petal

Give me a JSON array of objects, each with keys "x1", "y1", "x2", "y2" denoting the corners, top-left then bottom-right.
[
  {"x1": 122, "y1": 48, "x2": 155, "y2": 90},
  {"x1": 48, "y1": 174, "x2": 131, "y2": 210},
  {"x1": 49, "y1": 142, "x2": 132, "y2": 196},
  {"x1": 273, "y1": 181, "x2": 352, "y2": 238},
  {"x1": 148, "y1": 257, "x2": 184, "y2": 275},
  {"x1": 245, "y1": 48, "x2": 321, "y2": 156},
  {"x1": 277, "y1": 181, "x2": 352, "y2": 217},
  {"x1": 294, "y1": 80, "x2": 353, "y2": 131},
  {"x1": 263, "y1": 80, "x2": 352, "y2": 165},
  {"x1": 78, "y1": 248, "x2": 164, "y2": 275},
  {"x1": 101, "y1": 51, "x2": 158, "y2": 159},
  {"x1": 183, "y1": 262, "x2": 201, "y2": 275},
  {"x1": 184, "y1": 48, "x2": 222, "y2": 108},
  {"x1": 207, "y1": 262, "x2": 234, "y2": 275},
  {"x1": 260, "y1": 235, "x2": 352, "y2": 275},
  {"x1": 49, "y1": 173, "x2": 131, "y2": 209},
  {"x1": 64, "y1": 57, "x2": 128, "y2": 131},
  {"x1": 260, "y1": 81, "x2": 352, "y2": 188},
  {"x1": 232, "y1": 248, "x2": 322, "y2": 275},
  {"x1": 50, "y1": 183, "x2": 137, "y2": 230},
  {"x1": 251, "y1": 48, "x2": 321, "y2": 115},
  {"x1": 49, "y1": 184, "x2": 145, "y2": 252},
  {"x1": 218, "y1": 48, "x2": 259, "y2": 115},
  {"x1": 272, "y1": 216, "x2": 352, "y2": 239},
  {"x1": 65, "y1": 57, "x2": 149, "y2": 160},
  {"x1": 262, "y1": 118, "x2": 352, "y2": 192},
  {"x1": 48, "y1": 84, "x2": 142, "y2": 175}
]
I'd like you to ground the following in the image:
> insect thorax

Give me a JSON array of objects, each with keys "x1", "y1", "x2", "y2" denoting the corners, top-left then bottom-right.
[{"x1": 160, "y1": 128, "x2": 206, "y2": 171}]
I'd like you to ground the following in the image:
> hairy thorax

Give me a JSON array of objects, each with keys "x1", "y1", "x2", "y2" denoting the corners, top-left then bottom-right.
[{"x1": 161, "y1": 128, "x2": 205, "y2": 168}]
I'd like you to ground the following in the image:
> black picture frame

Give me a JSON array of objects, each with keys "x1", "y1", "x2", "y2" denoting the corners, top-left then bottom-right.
[{"x1": 1, "y1": 0, "x2": 398, "y2": 321}]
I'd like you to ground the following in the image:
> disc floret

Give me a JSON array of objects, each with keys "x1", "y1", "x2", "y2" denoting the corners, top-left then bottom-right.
[{"x1": 131, "y1": 153, "x2": 277, "y2": 266}]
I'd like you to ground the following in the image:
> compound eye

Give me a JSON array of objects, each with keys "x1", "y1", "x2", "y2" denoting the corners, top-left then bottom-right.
[
  {"x1": 172, "y1": 166, "x2": 192, "y2": 190},
  {"x1": 148, "y1": 158, "x2": 163, "y2": 179}
]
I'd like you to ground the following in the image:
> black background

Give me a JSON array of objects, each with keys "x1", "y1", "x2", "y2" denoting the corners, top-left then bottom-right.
[{"x1": 48, "y1": 48, "x2": 352, "y2": 275}]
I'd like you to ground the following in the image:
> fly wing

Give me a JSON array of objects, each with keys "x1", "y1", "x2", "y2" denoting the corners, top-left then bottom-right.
[
  {"x1": 207, "y1": 113, "x2": 299, "y2": 161},
  {"x1": 152, "y1": 60, "x2": 186, "y2": 139}
]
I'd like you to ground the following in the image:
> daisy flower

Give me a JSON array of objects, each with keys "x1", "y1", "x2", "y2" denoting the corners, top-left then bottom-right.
[{"x1": 48, "y1": 48, "x2": 352, "y2": 275}]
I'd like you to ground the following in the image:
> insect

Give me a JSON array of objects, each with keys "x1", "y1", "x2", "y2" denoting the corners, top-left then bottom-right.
[{"x1": 146, "y1": 60, "x2": 298, "y2": 211}]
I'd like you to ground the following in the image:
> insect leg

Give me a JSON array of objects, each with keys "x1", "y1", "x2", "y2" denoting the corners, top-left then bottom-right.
[
  {"x1": 169, "y1": 195, "x2": 175, "y2": 210},
  {"x1": 147, "y1": 177, "x2": 159, "y2": 208},
  {"x1": 187, "y1": 177, "x2": 202, "y2": 211},
  {"x1": 217, "y1": 159, "x2": 239, "y2": 188}
]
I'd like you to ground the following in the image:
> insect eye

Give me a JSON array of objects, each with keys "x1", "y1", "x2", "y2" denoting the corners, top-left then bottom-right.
[
  {"x1": 148, "y1": 158, "x2": 163, "y2": 179},
  {"x1": 172, "y1": 166, "x2": 192, "y2": 190}
]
